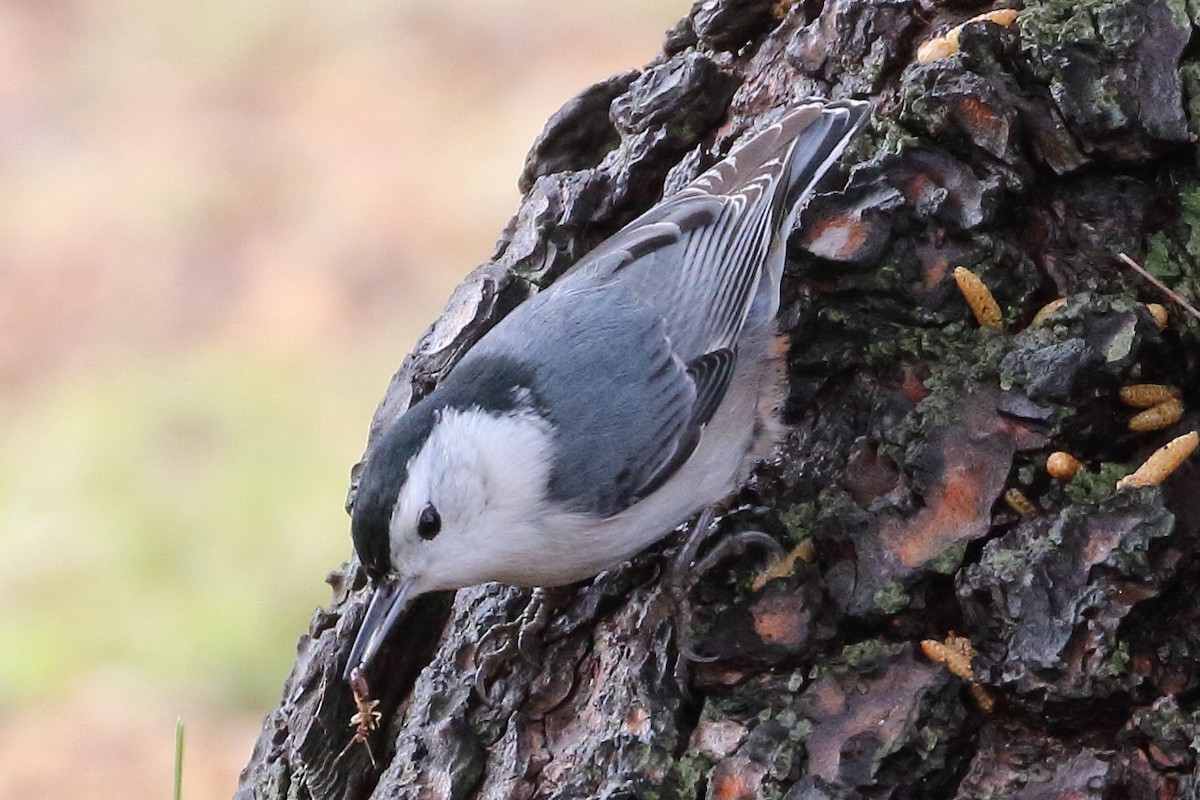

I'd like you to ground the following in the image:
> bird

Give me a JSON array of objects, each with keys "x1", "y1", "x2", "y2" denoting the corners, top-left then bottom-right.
[{"x1": 343, "y1": 99, "x2": 871, "y2": 682}]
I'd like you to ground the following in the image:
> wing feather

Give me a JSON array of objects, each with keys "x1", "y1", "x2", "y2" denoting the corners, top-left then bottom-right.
[{"x1": 462, "y1": 101, "x2": 870, "y2": 517}]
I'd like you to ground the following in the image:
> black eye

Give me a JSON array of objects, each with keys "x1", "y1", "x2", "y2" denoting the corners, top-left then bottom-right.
[{"x1": 416, "y1": 503, "x2": 441, "y2": 540}]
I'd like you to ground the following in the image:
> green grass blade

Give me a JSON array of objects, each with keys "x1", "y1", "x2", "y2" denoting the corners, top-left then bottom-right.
[{"x1": 173, "y1": 718, "x2": 185, "y2": 800}]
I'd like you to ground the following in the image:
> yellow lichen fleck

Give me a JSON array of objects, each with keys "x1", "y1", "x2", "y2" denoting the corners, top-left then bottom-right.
[
  {"x1": 1030, "y1": 297, "x2": 1067, "y2": 327},
  {"x1": 1046, "y1": 451, "x2": 1082, "y2": 480},
  {"x1": 1145, "y1": 303, "x2": 1168, "y2": 329},
  {"x1": 1119, "y1": 384, "x2": 1182, "y2": 409},
  {"x1": 1128, "y1": 398, "x2": 1184, "y2": 432},
  {"x1": 751, "y1": 539, "x2": 815, "y2": 592},
  {"x1": 916, "y1": 9, "x2": 1019, "y2": 64},
  {"x1": 953, "y1": 266, "x2": 1003, "y2": 329},
  {"x1": 1003, "y1": 487, "x2": 1036, "y2": 518},
  {"x1": 1117, "y1": 431, "x2": 1199, "y2": 489}
]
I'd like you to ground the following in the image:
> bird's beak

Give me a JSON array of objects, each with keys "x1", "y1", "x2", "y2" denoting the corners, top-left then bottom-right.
[{"x1": 342, "y1": 575, "x2": 412, "y2": 681}]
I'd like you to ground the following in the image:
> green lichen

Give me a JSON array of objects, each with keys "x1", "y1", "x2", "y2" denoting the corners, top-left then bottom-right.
[
  {"x1": 1145, "y1": 232, "x2": 1182, "y2": 280},
  {"x1": 789, "y1": 717, "x2": 815, "y2": 742},
  {"x1": 840, "y1": 639, "x2": 907, "y2": 670},
  {"x1": 777, "y1": 501, "x2": 817, "y2": 543},
  {"x1": 910, "y1": 327, "x2": 1011, "y2": 428},
  {"x1": 1179, "y1": 183, "x2": 1200, "y2": 260},
  {"x1": 1098, "y1": 639, "x2": 1131, "y2": 678},
  {"x1": 665, "y1": 751, "x2": 717, "y2": 800},
  {"x1": 807, "y1": 641, "x2": 884, "y2": 681},
  {"x1": 1101, "y1": 315, "x2": 1138, "y2": 363},
  {"x1": 1020, "y1": 0, "x2": 1160, "y2": 54},
  {"x1": 927, "y1": 539, "x2": 970, "y2": 576},
  {"x1": 1088, "y1": 74, "x2": 1130, "y2": 130},
  {"x1": 1164, "y1": 0, "x2": 1193, "y2": 29},
  {"x1": 1131, "y1": 694, "x2": 1200, "y2": 755},
  {"x1": 1140, "y1": 182, "x2": 1200, "y2": 337},
  {"x1": 873, "y1": 581, "x2": 911, "y2": 615},
  {"x1": 976, "y1": 529, "x2": 1059, "y2": 579},
  {"x1": 1180, "y1": 62, "x2": 1200, "y2": 134},
  {"x1": 845, "y1": 114, "x2": 920, "y2": 162},
  {"x1": 1060, "y1": 461, "x2": 1131, "y2": 505},
  {"x1": 1019, "y1": 0, "x2": 1107, "y2": 47}
]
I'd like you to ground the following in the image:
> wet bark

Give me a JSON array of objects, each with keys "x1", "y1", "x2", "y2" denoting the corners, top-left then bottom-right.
[{"x1": 237, "y1": 0, "x2": 1200, "y2": 797}]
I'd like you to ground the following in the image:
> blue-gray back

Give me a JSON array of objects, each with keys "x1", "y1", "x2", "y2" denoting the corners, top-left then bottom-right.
[{"x1": 456, "y1": 101, "x2": 871, "y2": 516}]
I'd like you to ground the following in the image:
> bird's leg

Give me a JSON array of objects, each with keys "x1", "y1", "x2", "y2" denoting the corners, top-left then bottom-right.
[
  {"x1": 666, "y1": 507, "x2": 719, "y2": 665},
  {"x1": 667, "y1": 507, "x2": 785, "y2": 696},
  {"x1": 473, "y1": 587, "x2": 553, "y2": 703}
]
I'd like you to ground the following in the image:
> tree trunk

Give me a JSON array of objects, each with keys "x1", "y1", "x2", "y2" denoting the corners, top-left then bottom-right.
[{"x1": 237, "y1": 0, "x2": 1200, "y2": 797}]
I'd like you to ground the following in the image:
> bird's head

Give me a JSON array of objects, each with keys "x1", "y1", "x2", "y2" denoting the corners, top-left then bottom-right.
[{"x1": 342, "y1": 366, "x2": 556, "y2": 680}]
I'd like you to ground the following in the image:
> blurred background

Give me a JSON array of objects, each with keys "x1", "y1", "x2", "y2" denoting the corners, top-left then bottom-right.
[{"x1": 0, "y1": 0, "x2": 680, "y2": 795}]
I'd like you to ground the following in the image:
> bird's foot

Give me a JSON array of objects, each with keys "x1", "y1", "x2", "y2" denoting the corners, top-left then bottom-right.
[
  {"x1": 694, "y1": 529, "x2": 784, "y2": 578},
  {"x1": 473, "y1": 588, "x2": 552, "y2": 704},
  {"x1": 666, "y1": 508, "x2": 717, "y2": 671},
  {"x1": 666, "y1": 508, "x2": 784, "y2": 700}
]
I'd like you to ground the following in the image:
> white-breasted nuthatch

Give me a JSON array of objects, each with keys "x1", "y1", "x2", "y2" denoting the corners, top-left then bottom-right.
[{"x1": 344, "y1": 100, "x2": 871, "y2": 680}]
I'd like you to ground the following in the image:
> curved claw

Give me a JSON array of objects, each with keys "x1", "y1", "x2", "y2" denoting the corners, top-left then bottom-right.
[
  {"x1": 515, "y1": 598, "x2": 551, "y2": 667},
  {"x1": 473, "y1": 621, "x2": 515, "y2": 669},
  {"x1": 471, "y1": 589, "x2": 552, "y2": 705},
  {"x1": 678, "y1": 645, "x2": 721, "y2": 664},
  {"x1": 693, "y1": 530, "x2": 784, "y2": 577},
  {"x1": 665, "y1": 514, "x2": 784, "y2": 702},
  {"x1": 473, "y1": 659, "x2": 504, "y2": 708},
  {"x1": 668, "y1": 508, "x2": 717, "y2": 578},
  {"x1": 665, "y1": 508, "x2": 718, "y2": 702}
]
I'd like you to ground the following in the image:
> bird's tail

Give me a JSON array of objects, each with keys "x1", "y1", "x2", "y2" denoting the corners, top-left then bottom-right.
[
  {"x1": 701, "y1": 100, "x2": 871, "y2": 233},
  {"x1": 565, "y1": 99, "x2": 871, "y2": 356},
  {"x1": 776, "y1": 100, "x2": 871, "y2": 232},
  {"x1": 708, "y1": 100, "x2": 870, "y2": 326}
]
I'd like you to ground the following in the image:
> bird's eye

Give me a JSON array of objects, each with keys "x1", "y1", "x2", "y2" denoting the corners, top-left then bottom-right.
[{"x1": 416, "y1": 503, "x2": 441, "y2": 540}]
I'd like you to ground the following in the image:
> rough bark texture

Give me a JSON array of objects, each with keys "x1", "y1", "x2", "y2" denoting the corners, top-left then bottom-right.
[{"x1": 238, "y1": 0, "x2": 1200, "y2": 797}]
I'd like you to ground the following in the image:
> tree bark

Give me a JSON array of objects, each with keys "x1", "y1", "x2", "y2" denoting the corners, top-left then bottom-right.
[{"x1": 237, "y1": 0, "x2": 1200, "y2": 797}]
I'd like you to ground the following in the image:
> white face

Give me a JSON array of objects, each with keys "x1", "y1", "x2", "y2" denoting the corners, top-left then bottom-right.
[{"x1": 386, "y1": 407, "x2": 561, "y2": 593}]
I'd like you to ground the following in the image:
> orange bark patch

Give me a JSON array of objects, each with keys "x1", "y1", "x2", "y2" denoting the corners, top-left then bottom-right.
[
  {"x1": 924, "y1": 253, "x2": 950, "y2": 290},
  {"x1": 624, "y1": 706, "x2": 650, "y2": 736},
  {"x1": 713, "y1": 771, "x2": 750, "y2": 800},
  {"x1": 877, "y1": 392, "x2": 1022, "y2": 570},
  {"x1": 809, "y1": 677, "x2": 848, "y2": 716},
  {"x1": 902, "y1": 171, "x2": 937, "y2": 201},
  {"x1": 802, "y1": 211, "x2": 870, "y2": 260},
  {"x1": 885, "y1": 458, "x2": 987, "y2": 567},
  {"x1": 954, "y1": 96, "x2": 1010, "y2": 156},
  {"x1": 751, "y1": 593, "x2": 810, "y2": 649}
]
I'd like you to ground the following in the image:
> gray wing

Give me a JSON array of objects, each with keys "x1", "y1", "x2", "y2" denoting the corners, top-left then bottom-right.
[
  {"x1": 464, "y1": 101, "x2": 870, "y2": 517},
  {"x1": 463, "y1": 279, "x2": 728, "y2": 516},
  {"x1": 569, "y1": 100, "x2": 871, "y2": 360}
]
